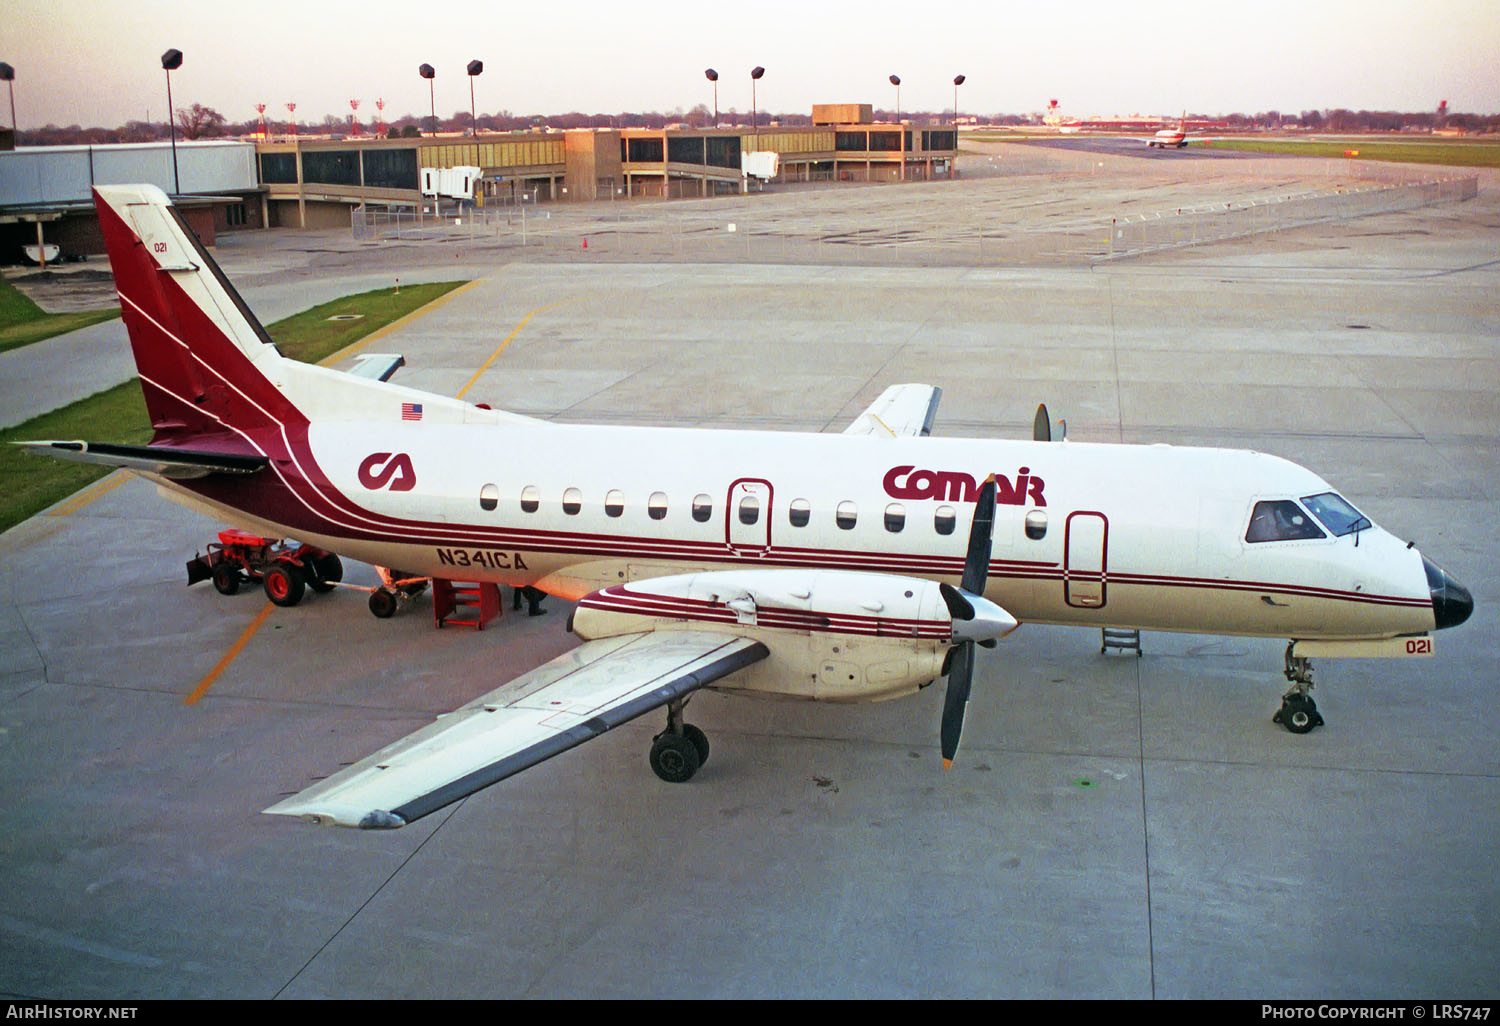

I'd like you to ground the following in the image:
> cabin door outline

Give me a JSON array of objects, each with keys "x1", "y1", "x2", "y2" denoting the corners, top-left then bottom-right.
[{"x1": 1063, "y1": 510, "x2": 1109, "y2": 609}]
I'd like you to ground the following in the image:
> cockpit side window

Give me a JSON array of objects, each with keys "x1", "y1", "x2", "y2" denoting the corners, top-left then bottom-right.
[
  {"x1": 1245, "y1": 499, "x2": 1327, "y2": 543},
  {"x1": 1300, "y1": 492, "x2": 1372, "y2": 537}
]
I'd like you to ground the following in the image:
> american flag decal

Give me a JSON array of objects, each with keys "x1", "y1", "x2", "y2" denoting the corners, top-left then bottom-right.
[{"x1": 401, "y1": 402, "x2": 423, "y2": 421}]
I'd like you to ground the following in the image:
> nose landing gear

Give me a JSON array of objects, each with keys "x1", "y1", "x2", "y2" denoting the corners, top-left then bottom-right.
[{"x1": 1274, "y1": 644, "x2": 1325, "y2": 734}]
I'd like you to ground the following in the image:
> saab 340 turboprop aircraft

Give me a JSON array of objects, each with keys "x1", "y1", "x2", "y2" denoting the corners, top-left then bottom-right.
[{"x1": 22, "y1": 185, "x2": 1473, "y2": 830}]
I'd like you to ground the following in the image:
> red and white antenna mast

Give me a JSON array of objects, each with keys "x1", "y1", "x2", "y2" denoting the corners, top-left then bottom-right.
[
  {"x1": 349, "y1": 98, "x2": 361, "y2": 137},
  {"x1": 285, "y1": 102, "x2": 297, "y2": 139},
  {"x1": 255, "y1": 102, "x2": 267, "y2": 140},
  {"x1": 375, "y1": 97, "x2": 386, "y2": 138}
]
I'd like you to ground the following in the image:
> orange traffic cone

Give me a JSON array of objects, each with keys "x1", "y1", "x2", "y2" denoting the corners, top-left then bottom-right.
[{"x1": 582, "y1": 237, "x2": 589, "y2": 250}]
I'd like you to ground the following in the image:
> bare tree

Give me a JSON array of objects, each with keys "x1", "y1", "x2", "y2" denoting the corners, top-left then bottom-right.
[{"x1": 176, "y1": 103, "x2": 226, "y2": 140}]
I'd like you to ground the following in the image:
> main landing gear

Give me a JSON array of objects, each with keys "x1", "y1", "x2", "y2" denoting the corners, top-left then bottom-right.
[
  {"x1": 649, "y1": 698, "x2": 710, "y2": 783},
  {"x1": 1273, "y1": 643, "x2": 1325, "y2": 734}
]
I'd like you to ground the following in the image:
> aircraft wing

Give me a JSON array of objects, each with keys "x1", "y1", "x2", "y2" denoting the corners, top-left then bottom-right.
[
  {"x1": 843, "y1": 383, "x2": 942, "y2": 437},
  {"x1": 15, "y1": 440, "x2": 268, "y2": 479},
  {"x1": 264, "y1": 631, "x2": 769, "y2": 829}
]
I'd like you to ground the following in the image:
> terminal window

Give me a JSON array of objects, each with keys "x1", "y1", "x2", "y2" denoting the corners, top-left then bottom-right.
[
  {"x1": 626, "y1": 138, "x2": 664, "y2": 163},
  {"x1": 259, "y1": 152, "x2": 297, "y2": 184},
  {"x1": 302, "y1": 150, "x2": 360, "y2": 186}
]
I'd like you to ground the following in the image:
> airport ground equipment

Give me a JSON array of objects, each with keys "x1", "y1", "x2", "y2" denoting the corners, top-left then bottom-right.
[{"x1": 185, "y1": 530, "x2": 342, "y2": 607}]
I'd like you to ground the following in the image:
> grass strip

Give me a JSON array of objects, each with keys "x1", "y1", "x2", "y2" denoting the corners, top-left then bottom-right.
[
  {"x1": 1200, "y1": 138, "x2": 1500, "y2": 169},
  {"x1": 1, "y1": 280, "x2": 467, "y2": 534},
  {"x1": 0, "y1": 275, "x2": 120, "y2": 355}
]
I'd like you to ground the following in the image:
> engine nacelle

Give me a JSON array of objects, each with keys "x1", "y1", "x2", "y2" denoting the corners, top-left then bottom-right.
[{"x1": 572, "y1": 569, "x2": 1015, "y2": 702}]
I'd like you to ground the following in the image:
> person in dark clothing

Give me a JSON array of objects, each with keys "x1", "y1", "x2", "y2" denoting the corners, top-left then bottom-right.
[{"x1": 512, "y1": 585, "x2": 546, "y2": 616}]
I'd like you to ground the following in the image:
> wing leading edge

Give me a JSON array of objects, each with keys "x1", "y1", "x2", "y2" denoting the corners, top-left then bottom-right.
[{"x1": 264, "y1": 631, "x2": 769, "y2": 829}]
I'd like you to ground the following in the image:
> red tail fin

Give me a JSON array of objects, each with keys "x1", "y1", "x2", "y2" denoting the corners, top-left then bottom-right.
[{"x1": 93, "y1": 185, "x2": 299, "y2": 444}]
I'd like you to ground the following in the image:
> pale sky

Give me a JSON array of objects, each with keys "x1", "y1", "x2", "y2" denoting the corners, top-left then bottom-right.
[{"x1": 3, "y1": 0, "x2": 1498, "y2": 130}]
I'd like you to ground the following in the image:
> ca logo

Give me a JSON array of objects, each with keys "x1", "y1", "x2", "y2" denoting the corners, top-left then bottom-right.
[{"x1": 358, "y1": 452, "x2": 416, "y2": 491}]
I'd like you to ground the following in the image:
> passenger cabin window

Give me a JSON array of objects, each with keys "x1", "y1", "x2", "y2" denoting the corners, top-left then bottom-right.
[
  {"x1": 604, "y1": 489, "x2": 625, "y2": 518},
  {"x1": 479, "y1": 483, "x2": 499, "y2": 512},
  {"x1": 1025, "y1": 509, "x2": 1048, "y2": 540},
  {"x1": 835, "y1": 501, "x2": 857, "y2": 530},
  {"x1": 562, "y1": 487, "x2": 583, "y2": 516},
  {"x1": 934, "y1": 505, "x2": 957, "y2": 536},
  {"x1": 788, "y1": 498, "x2": 811, "y2": 528},
  {"x1": 738, "y1": 494, "x2": 760, "y2": 526},
  {"x1": 1246, "y1": 500, "x2": 1326, "y2": 543},
  {"x1": 648, "y1": 492, "x2": 668, "y2": 521},
  {"x1": 520, "y1": 485, "x2": 540, "y2": 513},
  {"x1": 1301, "y1": 492, "x2": 1372, "y2": 537},
  {"x1": 692, "y1": 494, "x2": 713, "y2": 523},
  {"x1": 884, "y1": 503, "x2": 906, "y2": 533}
]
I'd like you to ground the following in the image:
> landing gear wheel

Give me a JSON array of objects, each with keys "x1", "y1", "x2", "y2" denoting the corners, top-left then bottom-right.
[
  {"x1": 263, "y1": 564, "x2": 305, "y2": 607},
  {"x1": 1274, "y1": 694, "x2": 1324, "y2": 734},
  {"x1": 307, "y1": 553, "x2": 343, "y2": 594},
  {"x1": 211, "y1": 564, "x2": 240, "y2": 596},
  {"x1": 368, "y1": 589, "x2": 397, "y2": 619},
  {"x1": 649, "y1": 732, "x2": 701, "y2": 783},
  {"x1": 682, "y1": 723, "x2": 710, "y2": 768}
]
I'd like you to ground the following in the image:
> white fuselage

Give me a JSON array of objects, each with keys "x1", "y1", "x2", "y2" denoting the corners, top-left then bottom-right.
[{"x1": 165, "y1": 419, "x2": 1437, "y2": 649}]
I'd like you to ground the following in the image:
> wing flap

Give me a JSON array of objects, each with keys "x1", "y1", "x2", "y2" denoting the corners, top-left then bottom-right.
[
  {"x1": 843, "y1": 383, "x2": 942, "y2": 437},
  {"x1": 15, "y1": 440, "x2": 269, "y2": 479},
  {"x1": 264, "y1": 631, "x2": 768, "y2": 829}
]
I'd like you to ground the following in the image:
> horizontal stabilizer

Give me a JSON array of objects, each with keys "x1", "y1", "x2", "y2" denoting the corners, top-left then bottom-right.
[
  {"x1": 16, "y1": 440, "x2": 269, "y2": 479},
  {"x1": 347, "y1": 353, "x2": 406, "y2": 382}
]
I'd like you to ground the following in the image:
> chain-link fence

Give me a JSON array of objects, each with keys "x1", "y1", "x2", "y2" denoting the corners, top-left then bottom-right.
[{"x1": 1104, "y1": 175, "x2": 1478, "y2": 258}]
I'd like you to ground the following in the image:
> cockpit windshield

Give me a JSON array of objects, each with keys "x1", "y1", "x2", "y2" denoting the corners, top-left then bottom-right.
[
  {"x1": 1300, "y1": 492, "x2": 1372, "y2": 537},
  {"x1": 1245, "y1": 500, "x2": 1326, "y2": 543}
]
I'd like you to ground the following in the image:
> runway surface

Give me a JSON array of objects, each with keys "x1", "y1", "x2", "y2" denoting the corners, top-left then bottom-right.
[{"x1": 1, "y1": 164, "x2": 1496, "y2": 999}]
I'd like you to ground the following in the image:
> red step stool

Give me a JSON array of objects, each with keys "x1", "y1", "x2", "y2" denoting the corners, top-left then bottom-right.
[{"x1": 431, "y1": 578, "x2": 502, "y2": 629}]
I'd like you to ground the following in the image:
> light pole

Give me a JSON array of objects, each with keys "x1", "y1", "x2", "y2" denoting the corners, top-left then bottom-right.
[
  {"x1": 349, "y1": 98, "x2": 360, "y2": 137},
  {"x1": 161, "y1": 49, "x2": 182, "y2": 196},
  {"x1": 704, "y1": 68, "x2": 718, "y2": 128},
  {"x1": 750, "y1": 66, "x2": 764, "y2": 136},
  {"x1": 953, "y1": 74, "x2": 965, "y2": 127},
  {"x1": 889, "y1": 75, "x2": 902, "y2": 181},
  {"x1": 466, "y1": 60, "x2": 483, "y2": 137},
  {"x1": 254, "y1": 102, "x2": 266, "y2": 139},
  {"x1": 419, "y1": 63, "x2": 436, "y2": 136},
  {"x1": 285, "y1": 102, "x2": 296, "y2": 139},
  {"x1": 0, "y1": 63, "x2": 15, "y2": 133}
]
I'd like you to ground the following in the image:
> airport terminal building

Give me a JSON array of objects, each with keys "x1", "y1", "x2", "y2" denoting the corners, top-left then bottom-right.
[{"x1": 0, "y1": 103, "x2": 959, "y2": 252}]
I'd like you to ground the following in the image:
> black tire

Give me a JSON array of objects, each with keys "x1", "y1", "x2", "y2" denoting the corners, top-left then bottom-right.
[
  {"x1": 682, "y1": 723, "x2": 710, "y2": 768},
  {"x1": 211, "y1": 564, "x2": 240, "y2": 596},
  {"x1": 1279, "y1": 695, "x2": 1322, "y2": 735},
  {"x1": 649, "y1": 732, "x2": 701, "y2": 783},
  {"x1": 263, "y1": 564, "x2": 305, "y2": 607},
  {"x1": 368, "y1": 589, "x2": 398, "y2": 619},
  {"x1": 307, "y1": 553, "x2": 344, "y2": 594}
]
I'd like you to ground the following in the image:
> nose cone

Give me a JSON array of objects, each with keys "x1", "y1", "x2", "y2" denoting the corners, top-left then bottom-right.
[{"x1": 1423, "y1": 556, "x2": 1474, "y2": 630}]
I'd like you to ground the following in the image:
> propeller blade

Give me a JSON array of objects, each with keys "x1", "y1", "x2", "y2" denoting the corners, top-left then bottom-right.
[
  {"x1": 939, "y1": 581, "x2": 974, "y2": 621},
  {"x1": 941, "y1": 641, "x2": 975, "y2": 768},
  {"x1": 1033, "y1": 403, "x2": 1051, "y2": 442},
  {"x1": 960, "y1": 476, "x2": 997, "y2": 595}
]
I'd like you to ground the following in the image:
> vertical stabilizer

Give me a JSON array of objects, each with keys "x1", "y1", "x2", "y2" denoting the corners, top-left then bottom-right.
[{"x1": 93, "y1": 184, "x2": 296, "y2": 443}]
